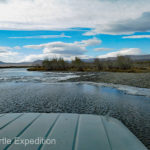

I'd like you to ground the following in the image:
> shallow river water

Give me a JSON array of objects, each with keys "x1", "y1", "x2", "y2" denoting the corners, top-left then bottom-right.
[{"x1": 0, "y1": 68, "x2": 150, "y2": 149}]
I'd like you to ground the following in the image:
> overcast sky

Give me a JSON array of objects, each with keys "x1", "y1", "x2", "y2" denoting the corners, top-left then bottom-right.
[{"x1": 0, "y1": 0, "x2": 150, "y2": 62}]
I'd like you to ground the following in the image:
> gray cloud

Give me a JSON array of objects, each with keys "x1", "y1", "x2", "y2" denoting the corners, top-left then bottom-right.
[
  {"x1": 24, "y1": 38, "x2": 101, "y2": 55},
  {"x1": 76, "y1": 37, "x2": 101, "y2": 47},
  {"x1": 110, "y1": 12, "x2": 150, "y2": 33},
  {"x1": 0, "y1": 0, "x2": 150, "y2": 31},
  {"x1": 0, "y1": 50, "x2": 7, "y2": 53},
  {"x1": 94, "y1": 48, "x2": 112, "y2": 52},
  {"x1": 23, "y1": 37, "x2": 101, "y2": 61},
  {"x1": 122, "y1": 35, "x2": 150, "y2": 39},
  {"x1": 84, "y1": 12, "x2": 150, "y2": 35}
]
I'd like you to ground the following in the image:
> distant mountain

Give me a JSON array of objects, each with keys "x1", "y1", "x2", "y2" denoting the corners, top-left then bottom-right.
[
  {"x1": 32, "y1": 60, "x2": 43, "y2": 66},
  {"x1": 0, "y1": 61, "x2": 32, "y2": 67},
  {"x1": 0, "y1": 60, "x2": 43, "y2": 67},
  {"x1": 98, "y1": 54, "x2": 150, "y2": 61},
  {"x1": 128, "y1": 54, "x2": 150, "y2": 61},
  {"x1": 81, "y1": 55, "x2": 150, "y2": 62},
  {"x1": 0, "y1": 61, "x2": 5, "y2": 64}
]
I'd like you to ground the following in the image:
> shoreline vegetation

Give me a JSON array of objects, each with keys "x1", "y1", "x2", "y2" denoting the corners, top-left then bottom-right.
[
  {"x1": 0, "y1": 66, "x2": 29, "y2": 69},
  {"x1": 27, "y1": 56, "x2": 150, "y2": 73}
]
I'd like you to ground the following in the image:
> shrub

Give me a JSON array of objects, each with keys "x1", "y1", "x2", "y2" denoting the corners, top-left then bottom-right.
[
  {"x1": 116, "y1": 56, "x2": 133, "y2": 70},
  {"x1": 42, "y1": 58, "x2": 69, "y2": 71},
  {"x1": 94, "y1": 58, "x2": 105, "y2": 71},
  {"x1": 71, "y1": 57, "x2": 84, "y2": 71}
]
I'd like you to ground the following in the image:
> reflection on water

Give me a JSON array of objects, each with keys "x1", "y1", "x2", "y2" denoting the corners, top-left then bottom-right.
[{"x1": 0, "y1": 68, "x2": 150, "y2": 149}]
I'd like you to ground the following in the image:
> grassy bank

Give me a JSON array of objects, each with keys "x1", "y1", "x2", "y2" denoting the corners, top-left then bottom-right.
[{"x1": 27, "y1": 56, "x2": 150, "y2": 73}]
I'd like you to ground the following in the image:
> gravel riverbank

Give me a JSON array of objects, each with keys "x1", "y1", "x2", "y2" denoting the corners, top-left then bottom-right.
[{"x1": 63, "y1": 72, "x2": 150, "y2": 89}]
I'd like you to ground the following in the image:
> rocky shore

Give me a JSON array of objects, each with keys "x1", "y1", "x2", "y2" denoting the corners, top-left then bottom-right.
[{"x1": 63, "y1": 72, "x2": 150, "y2": 89}]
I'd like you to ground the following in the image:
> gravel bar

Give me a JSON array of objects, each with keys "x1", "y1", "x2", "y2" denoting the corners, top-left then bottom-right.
[{"x1": 64, "y1": 72, "x2": 150, "y2": 88}]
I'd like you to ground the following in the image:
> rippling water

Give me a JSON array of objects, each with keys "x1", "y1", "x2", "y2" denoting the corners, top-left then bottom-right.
[
  {"x1": 0, "y1": 68, "x2": 79, "y2": 83},
  {"x1": 0, "y1": 68, "x2": 150, "y2": 149}
]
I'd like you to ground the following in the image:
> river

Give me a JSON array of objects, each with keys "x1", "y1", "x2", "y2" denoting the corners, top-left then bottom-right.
[{"x1": 0, "y1": 68, "x2": 150, "y2": 149}]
